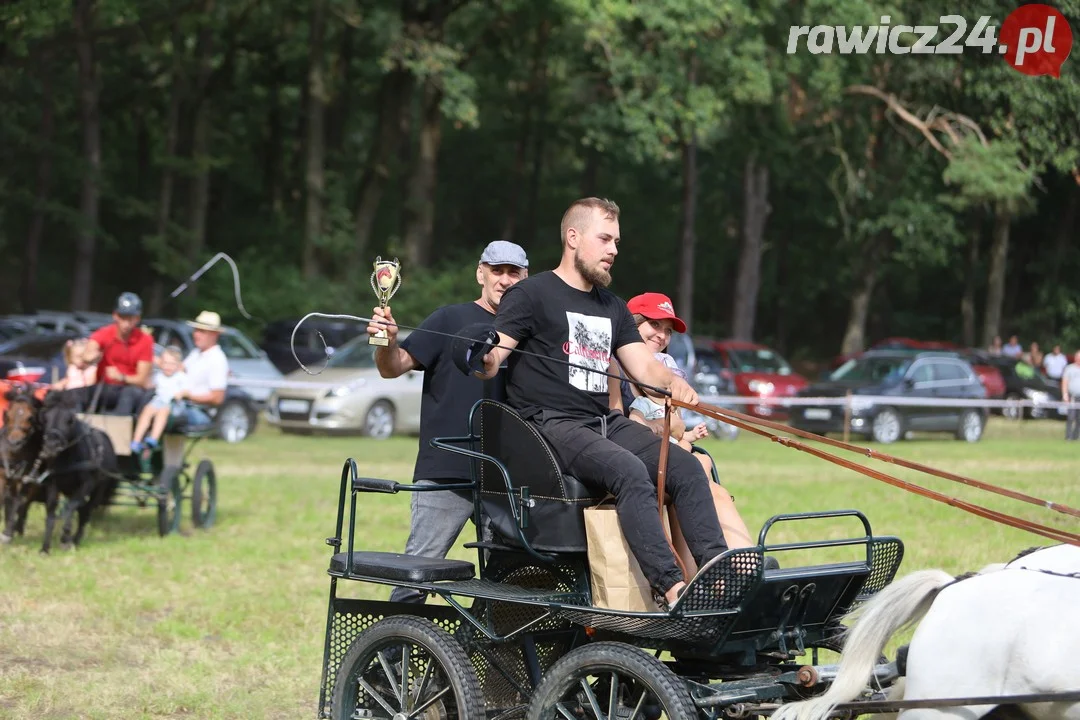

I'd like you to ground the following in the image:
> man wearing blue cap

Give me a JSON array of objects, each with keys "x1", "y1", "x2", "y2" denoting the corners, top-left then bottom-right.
[{"x1": 367, "y1": 241, "x2": 528, "y2": 603}]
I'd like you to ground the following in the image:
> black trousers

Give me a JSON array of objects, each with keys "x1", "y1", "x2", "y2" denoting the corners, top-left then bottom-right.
[
  {"x1": 531, "y1": 410, "x2": 728, "y2": 594},
  {"x1": 72, "y1": 384, "x2": 151, "y2": 415}
]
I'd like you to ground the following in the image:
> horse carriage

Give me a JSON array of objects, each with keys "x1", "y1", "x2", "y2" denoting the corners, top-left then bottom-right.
[
  {"x1": 0, "y1": 380, "x2": 217, "y2": 550},
  {"x1": 317, "y1": 397, "x2": 909, "y2": 720}
]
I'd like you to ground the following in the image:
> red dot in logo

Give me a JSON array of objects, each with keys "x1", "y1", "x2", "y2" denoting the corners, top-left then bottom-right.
[{"x1": 999, "y1": 4, "x2": 1073, "y2": 77}]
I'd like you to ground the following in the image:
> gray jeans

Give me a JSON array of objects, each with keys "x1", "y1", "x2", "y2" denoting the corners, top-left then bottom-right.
[
  {"x1": 389, "y1": 480, "x2": 477, "y2": 603},
  {"x1": 1067, "y1": 406, "x2": 1080, "y2": 441}
]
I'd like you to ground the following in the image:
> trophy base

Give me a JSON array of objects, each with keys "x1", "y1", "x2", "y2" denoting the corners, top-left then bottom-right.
[{"x1": 368, "y1": 335, "x2": 390, "y2": 347}]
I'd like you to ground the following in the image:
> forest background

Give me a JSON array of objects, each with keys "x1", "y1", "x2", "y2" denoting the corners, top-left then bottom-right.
[{"x1": 2, "y1": 0, "x2": 1079, "y2": 362}]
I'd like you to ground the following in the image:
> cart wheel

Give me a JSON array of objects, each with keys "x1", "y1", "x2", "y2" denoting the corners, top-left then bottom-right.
[
  {"x1": 191, "y1": 459, "x2": 217, "y2": 529},
  {"x1": 156, "y1": 465, "x2": 182, "y2": 537},
  {"x1": 526, "y1": 642, "x2": 698, "y2": 720},
  {"x1": 330, "y1": 616, "x2": 484, "y2": 720}
]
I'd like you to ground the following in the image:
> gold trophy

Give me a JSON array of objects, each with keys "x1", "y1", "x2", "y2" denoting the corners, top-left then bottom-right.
[{"x1": 368, "y1": 256, "x2": 402, "y2": 346}]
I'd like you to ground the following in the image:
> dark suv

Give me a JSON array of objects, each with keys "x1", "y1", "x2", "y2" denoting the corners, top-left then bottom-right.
[
  {"x1": 791, "y1": 351, "x2": 988, "y2": 443},
  {"x1": 262, "y1": 318, "x2": 366, "y2": 374}
]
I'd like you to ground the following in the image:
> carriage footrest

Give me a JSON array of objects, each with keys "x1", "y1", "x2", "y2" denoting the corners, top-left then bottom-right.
[{"x1": 329, "y1": 551, "x2": 475, "y2": 583}]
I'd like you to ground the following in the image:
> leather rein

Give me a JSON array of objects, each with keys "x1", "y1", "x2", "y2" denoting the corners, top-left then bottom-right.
[{"x1": 655, "y1": 398, "x2": 1079, "y2": 549}]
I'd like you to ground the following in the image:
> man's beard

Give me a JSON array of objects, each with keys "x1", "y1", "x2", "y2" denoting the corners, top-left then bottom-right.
[{"x1": 574, "y1": 251, "x2": 612, "y2": 288}]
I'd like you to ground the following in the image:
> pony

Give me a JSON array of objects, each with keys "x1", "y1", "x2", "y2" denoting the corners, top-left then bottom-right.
[
  {"x1": 31, "y1": 390, "x2": 118, "y2": 553},
  {"x1": 774, "y1": 544, "x2": 1080, "y2": 720},
  {"x1": 0, "y1": 384, "x2": 45, "y2": 543}
]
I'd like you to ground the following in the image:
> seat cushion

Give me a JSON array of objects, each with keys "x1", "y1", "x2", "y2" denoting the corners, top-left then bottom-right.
[{"x1": 329, "y1": 551, "x2": 475, "y2": 583}]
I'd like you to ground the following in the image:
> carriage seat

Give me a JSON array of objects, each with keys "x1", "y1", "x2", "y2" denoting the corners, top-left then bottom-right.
[
  {"x1": 470, "y1": 400, "x2": 607, "y2": 554},
  {"x1": 329, "y1": 551, "x2": 475, "y2": 583}
]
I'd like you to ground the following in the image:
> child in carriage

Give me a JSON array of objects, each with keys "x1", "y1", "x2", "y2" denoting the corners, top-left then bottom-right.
[
  {"x1": 51, "y1": 338, "x2": 98, "y2": 391},
  {"x1": 130, "y1": 346, "x2": 188, "y2": 454},
  {"x1": 617, "y1": 292, "x2": 754, "y2": 565}
]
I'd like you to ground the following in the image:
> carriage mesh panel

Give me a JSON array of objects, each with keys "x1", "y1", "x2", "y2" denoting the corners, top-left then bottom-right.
[
  {"x1": 852, "y1": 538, "x2": 904, "y2": 606},
  {"x1": 457, "y1": 556, "x2": 583, "y2": 712},
  {"x1": 319, "y1": 600, "x2": 461, "y2": 719},
  {"x1": 556, "y1": 548, "x2": 762, "y2": 643}
]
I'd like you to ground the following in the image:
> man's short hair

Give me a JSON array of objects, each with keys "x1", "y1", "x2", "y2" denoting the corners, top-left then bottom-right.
[{"x1": 560, "y1": 197, "x2": 620, "y2": 246}]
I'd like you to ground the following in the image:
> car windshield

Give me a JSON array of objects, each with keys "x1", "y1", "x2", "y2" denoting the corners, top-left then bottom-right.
[
  {"x1": 727, "y1": 348, "x2": 792, "y2": 375},
  {"x1": 325, "y1": 337, "x2": 378, "y2": 369},
  {"x1": 219, "y1": 331, "x2": 262, "y2": 360},
  {"x1": 830, "y1": 356, "x2": 912, "y2": 383}
]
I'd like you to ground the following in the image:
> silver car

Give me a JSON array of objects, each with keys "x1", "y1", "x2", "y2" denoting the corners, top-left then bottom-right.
[
  {"x1": 265, "y1": 333, "x2": 422, "y2": 438},
  {"x1": 141, "y1": 318, "x2": 284, "y2": 405}
]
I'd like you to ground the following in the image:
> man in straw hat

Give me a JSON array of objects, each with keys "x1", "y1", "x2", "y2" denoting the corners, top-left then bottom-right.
[{"x1": 170, "y1": 310, "x2": 229, "y2": 430}]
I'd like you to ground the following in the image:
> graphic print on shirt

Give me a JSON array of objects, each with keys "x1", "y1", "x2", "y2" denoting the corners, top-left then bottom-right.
[{"x1": 564, "y1": 312, "x2": 612, "y2": 392}]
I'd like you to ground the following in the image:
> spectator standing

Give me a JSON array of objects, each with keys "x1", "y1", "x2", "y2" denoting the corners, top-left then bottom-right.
[
  {"x1": 987, "y1": 335, "x2": 1003, "y2": 356},
  {"x1": 1002, "y1": 335, "x2": 1023, "y2": 358},
  {"x1": 1061, "y1": 351, "x2": 1080, "y2": 441},
  {"x1": 1044, "y1": 344, "x2": 1068, "y2": 380},
  {"x1": 1024, "y1": 342, "x2": 1044, "y2": 370}
]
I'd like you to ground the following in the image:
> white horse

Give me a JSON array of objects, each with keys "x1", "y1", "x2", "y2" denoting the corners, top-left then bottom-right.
[{"x1": 775, "y1": 544, "x2": 1080, "y2": 720}]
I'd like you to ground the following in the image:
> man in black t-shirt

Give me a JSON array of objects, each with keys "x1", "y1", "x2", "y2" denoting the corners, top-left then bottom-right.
[
  {"x1": 478, "y1": 198, "x2": 727, "y2": 608},
  {"x1": 367, "y1": 241, "x2": 529, "y2": 603}
]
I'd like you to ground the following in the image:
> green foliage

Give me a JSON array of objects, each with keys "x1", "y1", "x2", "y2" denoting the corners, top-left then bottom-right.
[{"x1": 942, "y1": 139, "x2": 1035, "y2": 212}]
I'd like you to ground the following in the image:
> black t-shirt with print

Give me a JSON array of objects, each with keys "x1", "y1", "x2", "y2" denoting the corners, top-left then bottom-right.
[
  {"x1": 494, "y1": 271, "x2": 642, "y2": 421},
  {"x1": 400, "y1": 301, "x2": 501, "y2": 482}
]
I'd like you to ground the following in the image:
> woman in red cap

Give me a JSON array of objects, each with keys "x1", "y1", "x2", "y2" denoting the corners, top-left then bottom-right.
[{"x1": 614, "y1": 292, "x2": 753, "y2": 572}]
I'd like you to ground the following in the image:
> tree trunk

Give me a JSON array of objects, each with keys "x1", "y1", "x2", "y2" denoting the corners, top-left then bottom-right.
[
  {"x1": 1048, "y1": 184, "x2": 1078, "y2": 292},
  {"x1": 22, "y1": 66, "x2": 54, "y2": 313},
  {"x1": 840, "y1": 233, "x2": 889, "y2": 355},
  {"x1": 960, "y1": 223, "x2": 981, "y2": 348},
  {"x1": 326, "y1": 25, "x2": 354, "y2": 156},
  {"x1": 579, "y1": 146, "x2": 601, "y2": 198},
  {"x1": 676, "y1": 134, "x2": 698, "y2": 332},
  {"x1": 775, "y1": 229, "x2": 790, "y2": 355},
  {"x1": 71, "y1": 0, "x2": 101, "y2": 311},
  {"x1": 981, "y1": 205, "x2": 1010, "y2": 348},
  {"x1": 262, "y1": 45, "x2": 285, "y2": 215},
  {"x1": 146, "y1": 35, "x2": 185, "y2": 317},
  {"x1": 502, "y1": 19, "x2": 550, "y2": 242},
  {"x1": 186, "y1": 3, "x2": 215, "y2": 269},
  {"x1": 401, "y1": 81, "x2": 443, "y2": 268},
  {"x1": 731, "y1": 153, "x2": 770, "y2": 340},
  {"x1": 302, "y1": 0, "x2": 328, "y2": 280},
  {"x1": 351, "y1": 69, "x2": 413, "y2": 273}
]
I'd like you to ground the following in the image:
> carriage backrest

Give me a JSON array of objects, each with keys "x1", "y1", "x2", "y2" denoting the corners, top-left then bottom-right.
[{"x1": 471, "y1": 399, "x2": 605, "y2": 553}]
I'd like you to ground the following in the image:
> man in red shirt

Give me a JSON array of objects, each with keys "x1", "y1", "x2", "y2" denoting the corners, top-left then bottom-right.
[{"x1": 83, "y1": 292, "x2": 154, "y2": 415}]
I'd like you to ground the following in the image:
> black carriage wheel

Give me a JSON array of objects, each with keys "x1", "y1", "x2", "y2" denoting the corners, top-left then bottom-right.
[
  {"x1": 191, "y1": 459, "x2": 217, "y2": 529},
  {"x1": 526, "y1": 642, "x2": 698, "y2": 720},
  {"x1": 156, "y1": 465, "x2": 182, "y2": 537},
  {"x1": 330, "y1": 616, "x2": 484, "y2": 720}
]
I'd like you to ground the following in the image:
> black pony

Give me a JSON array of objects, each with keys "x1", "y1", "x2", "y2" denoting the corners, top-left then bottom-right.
[
  {"x1": 0, "y1": 384, "x2": 45, "y2": 543},
  {"x1": 33, "y1": 390, "x2": 119, "y2": 553}
]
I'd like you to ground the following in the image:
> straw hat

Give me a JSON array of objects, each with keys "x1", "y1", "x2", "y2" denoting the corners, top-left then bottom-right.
[{"x1": 187, "y1": 310, "x2": 223, "y2": 332}]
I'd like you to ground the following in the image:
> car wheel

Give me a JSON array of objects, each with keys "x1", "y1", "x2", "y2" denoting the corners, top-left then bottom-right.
[
  {"x1": 216, "y1": 399, "x2": 255, "y2": 443},
  {"x1": 363, "y1": 400, "x2": 395, "y2": 439},
  {"x1": 1002, "y1": 392, "x2": 1024, "y2": 420},
  {"x1": 871, "y1": 408, "x2": 903, "y2": 444},
  {"x1": 956, "y1": 410, "x2": 984, "y2": 442}
]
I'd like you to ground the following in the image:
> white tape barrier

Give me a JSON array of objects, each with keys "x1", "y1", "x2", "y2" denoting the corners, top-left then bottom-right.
[
  {"x1": 223, "y1": 377, "x2": 1080, "y2": 411},
  {"x1": 695, "y1": 394, "x2": 1080, "y2": 411}
]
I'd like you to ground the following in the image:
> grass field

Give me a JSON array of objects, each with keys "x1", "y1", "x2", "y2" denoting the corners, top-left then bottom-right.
[{"x1": 1, "y1": 417, "x2": 1077, "y2": 719}]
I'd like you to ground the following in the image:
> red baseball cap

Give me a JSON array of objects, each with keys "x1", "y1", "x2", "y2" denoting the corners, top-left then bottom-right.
[{"x1": 627, "y1": 292, "x2": 687, "y2": 334}]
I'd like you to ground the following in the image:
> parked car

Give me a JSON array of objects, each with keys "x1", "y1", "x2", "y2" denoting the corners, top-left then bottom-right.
[
  {"x1": 966, "y1": 351, "x2": 1064, "y2": 420},
  {"x1": 265, "y1": 332, "x2": 422, "y2": 438},
  {"x1": 705, "y1": 340, "x2": 808, "y2": 420},
  {"x1": 830, "y1": 338, "x2": 1006, "y2": 400},
  {"x1": 0, "y1": 331, "x2": 79, "y2": 384},
  {"x1": 0, "y1": 318, "x2": 38, "y2": 341},
  {"x1": 791, "y1": 350, "x2": 988, "y2": 443},
  {"x1": 261, "y1": 317, "x2": 367, "y2": 375},
  {"x1": 141, "y1": 318, "x2": 283, "y2": 406},
  {"x1": 3, "y1": 310, "x2": 112, "y2": 336},
  {"x1": 682, "y1": 344, "x2": 740, "y2": 440}
]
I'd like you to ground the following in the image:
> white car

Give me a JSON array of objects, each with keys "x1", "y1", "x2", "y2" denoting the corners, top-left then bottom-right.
[{"x1": 265, "y1": 333, "x2": 422, "y2": 438}]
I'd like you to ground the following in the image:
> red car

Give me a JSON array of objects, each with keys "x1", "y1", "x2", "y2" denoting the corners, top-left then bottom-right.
[
  {"x1": 707, "y1": 340, "x2": 808, "y2": 420},
  {"x1": 831, "y1": 338, "x2": 1006, "y2": 400}
]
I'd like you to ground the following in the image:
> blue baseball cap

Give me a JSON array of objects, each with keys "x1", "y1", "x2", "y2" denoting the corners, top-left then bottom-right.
[
  {"x1": 115, "y1": 292, "x2": 143, "y2": 316},
  {"x1": 479, "y1": 241, "x2": 529, "y2": 269}
]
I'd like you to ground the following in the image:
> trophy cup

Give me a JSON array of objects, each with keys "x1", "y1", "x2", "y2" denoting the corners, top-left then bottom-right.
[{"x1": 369, "y1": 256, "x2": 402, "y2": 346}]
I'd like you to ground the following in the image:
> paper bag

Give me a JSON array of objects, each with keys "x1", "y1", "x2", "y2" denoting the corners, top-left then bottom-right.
[{"x1": 584, "y1": 503, "x2": 669, "y2": 612}]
